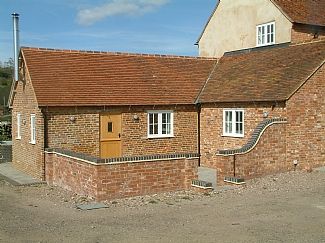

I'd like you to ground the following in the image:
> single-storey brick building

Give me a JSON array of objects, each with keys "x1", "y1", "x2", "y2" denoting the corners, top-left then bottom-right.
[{"x1": 9, "y1": 48, "x2": 216, "y2": 200}]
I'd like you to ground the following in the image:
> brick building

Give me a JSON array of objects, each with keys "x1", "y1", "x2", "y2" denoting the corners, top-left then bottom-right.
[
  {"x1": 197, "y1": 40, "x2": 325, "y2": 183},
  {"x1": 9, "y1": 0, "x2": 325, "y2": 200},
  {"x1": 9, "y1": 48, "x2": 215, "y2": 200}
]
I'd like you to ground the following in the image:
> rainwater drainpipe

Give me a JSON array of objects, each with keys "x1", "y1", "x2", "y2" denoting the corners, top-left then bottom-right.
[
  {"x1": 42, "y1": 109, "x2": 49, "y2": 181},
  {"x1": 233, "y1": 154, "x2": 236, "y2": 177},
  {"x1": 196, "y1": 103, "x2": 202, "y2": 167},
  {"x1": 12, "y1": 13, "x2": 20, "y2": 82}
]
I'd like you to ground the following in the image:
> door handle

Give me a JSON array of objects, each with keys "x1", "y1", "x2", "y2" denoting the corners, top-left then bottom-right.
[{"x1": 118, "y1": 133, "x2": 121, "y2": 138}]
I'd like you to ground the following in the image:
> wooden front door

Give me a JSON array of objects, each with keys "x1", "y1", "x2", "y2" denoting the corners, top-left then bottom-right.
[{"x1": 100, "y1": 114, "x2": 122, "y2": 158}]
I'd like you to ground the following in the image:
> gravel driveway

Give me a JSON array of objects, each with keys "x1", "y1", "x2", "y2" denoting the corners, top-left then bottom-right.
[{"x1": 0, "y1": 169, "x2": 324, "y2": 243}]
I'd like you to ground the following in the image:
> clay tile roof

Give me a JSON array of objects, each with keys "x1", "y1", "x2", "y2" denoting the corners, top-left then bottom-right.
[
  {"x1": 272, "y1": 0, "x2": 325, "y2": 26},
  {"x1": 197, "y1": 40, "x2": 325, "y2": 103},
  {"x1": 21, "y1": 47, "x2": 216, "y2": 107}
]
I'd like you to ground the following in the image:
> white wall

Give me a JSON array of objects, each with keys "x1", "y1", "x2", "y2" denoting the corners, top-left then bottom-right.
[{"x1": 198, "y1": 0, "x2": 292, "y2": 58}]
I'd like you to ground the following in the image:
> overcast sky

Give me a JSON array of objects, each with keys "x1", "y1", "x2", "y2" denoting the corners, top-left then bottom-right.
[{"x1": 0, "y1": 0, "x2": 216, "y2": 62}]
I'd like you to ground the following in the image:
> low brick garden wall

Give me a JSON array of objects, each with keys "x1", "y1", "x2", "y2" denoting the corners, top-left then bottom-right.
[
  {"x1": 207, "y1": 122, "x2": 290, "y2": 185},
  {"x1": 45, "y1": 149, "x2": 198, "y2": 201}
]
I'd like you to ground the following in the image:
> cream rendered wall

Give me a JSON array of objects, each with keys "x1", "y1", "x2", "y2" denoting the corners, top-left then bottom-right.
[{"x1": 198, "y1": 0, "x2": 292, "y2": 58}]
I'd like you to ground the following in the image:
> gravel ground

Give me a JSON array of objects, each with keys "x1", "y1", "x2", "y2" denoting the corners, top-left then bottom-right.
[{"x1": 0, "y1": 169, "x2": 324, "y2": 243}]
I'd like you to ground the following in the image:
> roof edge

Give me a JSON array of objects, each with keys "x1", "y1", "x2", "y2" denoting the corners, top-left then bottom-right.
[
  {"x1": 286, "y1": 59, "x2": 325, "y2": 101},
  {"x1": 270, "y1": 0, "x2": 325, "y2": 27},
  {"x1": 195, "y1": 1, "x2": 220, "y2": 45},
  {"x1": 269, "y1": 0, "x2": 293, "y2": 23},
  {"x1": 195, "y1": 59, "x2": 220, "y2": 104},
  {"x1": 199, "y1": 99, "x2": 287, "y2": 104},
  {"x1": 21, "y1": 46, "x2": 217, "y2": 61}
]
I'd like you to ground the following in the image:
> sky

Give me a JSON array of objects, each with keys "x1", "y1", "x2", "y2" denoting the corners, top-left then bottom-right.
[{"x1": 0, "y1": 0, "x2": 217, "y2": 63}]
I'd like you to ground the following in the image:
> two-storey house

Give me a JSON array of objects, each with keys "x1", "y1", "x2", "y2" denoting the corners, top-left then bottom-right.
[{"x1": 197, "y1": 0, "x2": 325, "y2": 58}]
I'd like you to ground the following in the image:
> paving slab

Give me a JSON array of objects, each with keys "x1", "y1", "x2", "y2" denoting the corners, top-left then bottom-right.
[
  {"x1": 76, "y1": 203, "x2": 109, "y2": 211},
  {"x1": 315, "y1": 167, "x2": 325, "y2": 172},
  {"x1": 0, "y1": 162, "x2": 44, "y2": 186},
  {"x1": 198, "y1": 167, "x2": 217, "y2": 189}
]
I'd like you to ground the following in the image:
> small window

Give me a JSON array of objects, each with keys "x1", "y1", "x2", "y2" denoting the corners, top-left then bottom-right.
[
  {"x1": 108, "y1": 122, "x2": 113, "y2": 133},
  {"x1": 223, "y1": 109, "x2": 244, "y2": 137},
  {"x1": 30, "y1": 114, "x2": 36, "y2": 144},
  {"x1": 16, "y1": 113, "x2": 21, "y2": 139},
  {"x1": 257, "y1": 22, "x2": 275, "y2": 47},
  {"x1": 148, "y1": 111, "x2": 173, "y2": 138}
]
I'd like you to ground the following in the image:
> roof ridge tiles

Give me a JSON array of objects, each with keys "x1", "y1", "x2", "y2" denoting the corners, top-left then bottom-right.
[
  {"x1": 223, "y1": 39, "x2": 325, "y2": 58},
  {"x1": 20, "y1": 46, "x2": 217, "y2": 60}
]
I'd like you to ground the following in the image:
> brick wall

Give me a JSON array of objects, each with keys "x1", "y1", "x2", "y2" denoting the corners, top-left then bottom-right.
[
  {"x1": 215, "y1": 122, "x2": 289, "y2": 184},
  {"x1": 286, "y1": 64, "x2": 325, "y2": 170},
  {"x1": 291, "y1": 24, "x2": 325, "y2": 44},
  {"x1": 45, "y1": 151, "x2": 198, "y2": 201},
  {"x1": 12, "y1": 69, "x2": 45, "y2": 180},
  {"x1": 46, "y1": 105, "x2": 198, "y2": 158},
  {"x1": 200, "y1": 102, "x2": 286, "y2": 168},
  {"x1": 46, "y1": 108, "x2": 100, "y2": 157},
  {"x1": 122, "y1": 106, "x2": 198, "y2": 156}
]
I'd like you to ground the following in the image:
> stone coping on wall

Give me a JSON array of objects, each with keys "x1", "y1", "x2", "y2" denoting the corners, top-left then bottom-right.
[
  {"x1": 217, "y1": 117, "x2": 287, "y2": 156},
  {"x1": 45, "y1": 148, "x2": 199, "y2": 165}
]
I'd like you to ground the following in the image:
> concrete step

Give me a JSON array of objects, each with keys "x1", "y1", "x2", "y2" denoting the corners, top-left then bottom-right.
[{"x1": 198, "y1": 167, "x2": 217, "y2": 189}]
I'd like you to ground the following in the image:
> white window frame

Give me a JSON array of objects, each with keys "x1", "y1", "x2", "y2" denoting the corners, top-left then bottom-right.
[
  {"x1": 30, "y1": 114, "x2": 36, "y2": 144},
  {"x1": 147, "y1": 111, "x2": 174, "y2": 138},
  {"x1": 223, "y1": 109, "x2": 244, "y2": 138},
  {"x1": 16, "y1": 112, "x2": 21, "y2": 139},
  {"x1": 256, "y1": 22, "x2": 275, "y2": 47}
]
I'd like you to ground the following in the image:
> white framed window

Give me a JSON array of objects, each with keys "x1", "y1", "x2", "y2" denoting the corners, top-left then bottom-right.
[
  {"x1": 257, "y1": 22, "x2": 275, "y2": 47},
  {"x1": 223, "y1": 109, "x2": 244, "y2": 137},
  {"x1": 30, "y1": 114, "x2": 36, "y2": 144},
  {"x1": 147, "y1": 111, "x2": 174, "y2": 138},
  {"x1": 16, "y1": 112, "x2": 21, "y2": 139}
]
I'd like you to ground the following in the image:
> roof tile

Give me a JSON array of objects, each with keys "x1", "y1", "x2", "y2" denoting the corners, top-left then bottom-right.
[
  {"x1": 198, "y1": 40, "x2": 325, "y2": 103},
  {"x1": 21, "y1": 48, "x2": 216, "y2": 107},
  {"x1": 273, "y1": 0, "x2": 325, "y2": 26}
]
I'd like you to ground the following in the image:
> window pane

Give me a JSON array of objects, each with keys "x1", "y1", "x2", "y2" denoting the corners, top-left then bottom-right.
[
  {"x1": 149, "y1": 114, "x2": 153, "y2": 124},
  {"x1": 17, "y1": 113, "x2": 21, "y2": 138},
  {"x1": 162, "y1": 113, "x2": 166, "y2": 123},
  {"x1": 166, "y1": 124, "x2": 171, "y2": 134},
  {"x1": 154, "y1": 124, "x2": 158, "y2": 134},
  {"x1": 236, "y1": 122, "x2": 243, "y2": 134},
  {"x1": 154, "y1": 114, "x2": 158, "y2": 134},
  {"x1": 149, "y1": 113, "x2": 159, "y2": 135},
  {"x1": 235, "y1": 111, "x2": 243, "y2": 134},
  {"x1": 162, "y1": 113, "x2": 171, "y2": 135},
  {"x1": 236, "y1": 111, "x2": 242, "y2": 123},
  {"x1": 107, "y1": 122, "x2": 113, "y2": 133},
  {"x1": 258, "y1": 27, "x2": 262, "y2": 44},
  {"x1": 31, "y1": 115, "x2": 36, "y2": 143},
  {"x1": 225, "y1": 111, "x2": 233, "y2": 134}
]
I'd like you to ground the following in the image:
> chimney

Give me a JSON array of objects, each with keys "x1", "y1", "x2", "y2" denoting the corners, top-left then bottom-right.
[{"x1": 12, "y1": 13, "x2": 20, "y2": 82}]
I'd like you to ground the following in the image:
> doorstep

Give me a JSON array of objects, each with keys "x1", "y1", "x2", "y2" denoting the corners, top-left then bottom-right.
[{"x1": 0, "y1": 162, "x2": 45, "y2": 186}]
